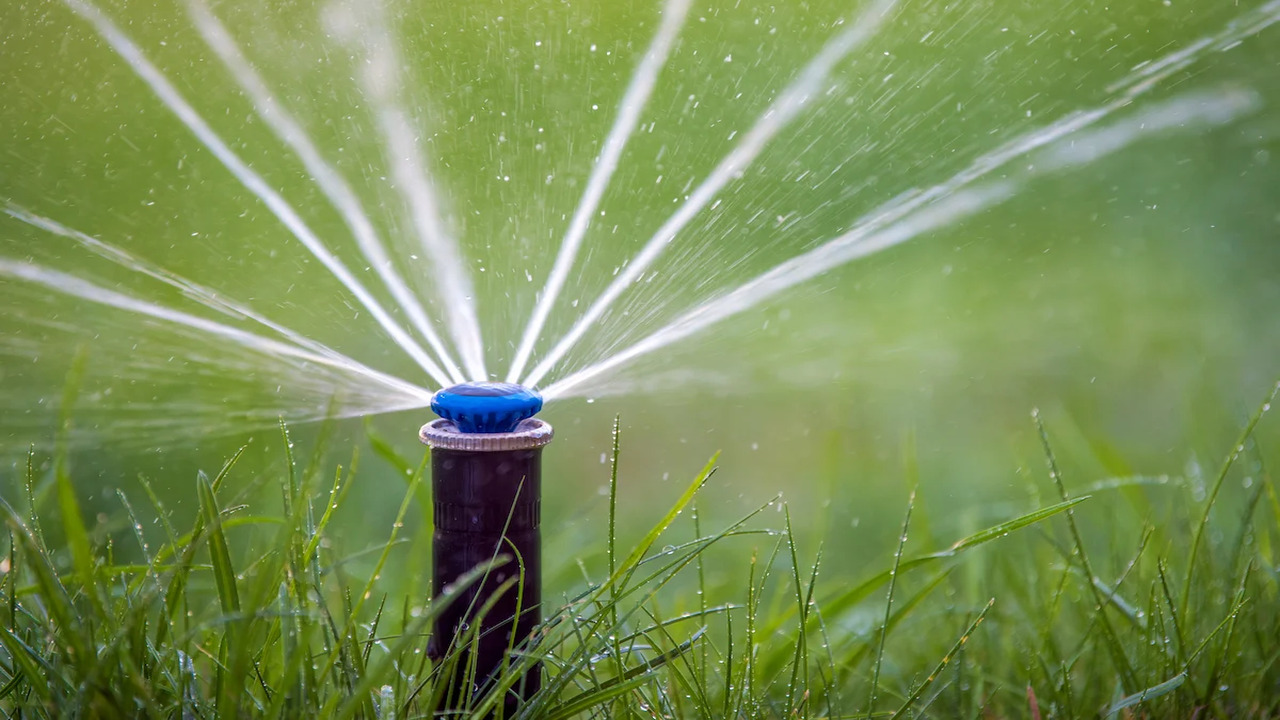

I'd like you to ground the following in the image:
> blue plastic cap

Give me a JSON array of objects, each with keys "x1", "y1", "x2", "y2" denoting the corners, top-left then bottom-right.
[{"x1": 430, "y1": 382, "x2": 543, "y2": 434}]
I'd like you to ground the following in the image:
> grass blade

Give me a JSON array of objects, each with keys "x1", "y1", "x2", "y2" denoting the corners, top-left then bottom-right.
[
  {"x1": 890, "y1": 598, "x2": 995, "y2": 719},
  {"x1": 1105, "y1": 672, "x2": 1186, "y2": 717},
  {"x1": 196, "y1": 471, "x2": 240, "y2": 614},
  {"x1": 867, "y1": 488, "x2": 915, "y2": 716},
  {"x1": 1180, "y1": 380, "x2": 1279, "y2": 616},
  {"x1": 822, "y1": 496, "x2": 1087, "y2": 619}
]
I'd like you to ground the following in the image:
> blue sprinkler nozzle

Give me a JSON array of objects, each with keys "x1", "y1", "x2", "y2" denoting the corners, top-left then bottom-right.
[{"x1": 430, "y1": 382, "x2": 543, "y2": 434}]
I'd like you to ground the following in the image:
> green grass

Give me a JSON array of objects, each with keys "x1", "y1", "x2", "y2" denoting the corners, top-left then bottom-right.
[{"x1": 2, "y1": 385, "x2": 1279, "y2": 718}]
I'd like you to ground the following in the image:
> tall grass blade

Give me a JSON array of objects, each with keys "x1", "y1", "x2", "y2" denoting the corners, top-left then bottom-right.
[
  {"x1": 890, "y1": 598, "x2": 995, "y2": 719},
  {"x1": 196, "y1": 471, "x2": 240, "y2": 614},
  {"x1": 0, "y1": 498, "x2": 85, "y2": 663},
  {"x1": 611, "y1": 453, "x2": 719, "y2": 591},
  {"x1": 327, "y1": 559, "x2": 500, "y2": 720},
  {"x1": 1035, "y1": 409, "x2": 1137, "y2": 691},
  {"x1": 24, "y1": 445, "x2": 44, "y2": 550},
  {"x1": 867, "y1": 489, "x2": 915, "y2": 717},
  {"x1": 1180, "y1": 381, "x2": 1279, "y2": 615}
]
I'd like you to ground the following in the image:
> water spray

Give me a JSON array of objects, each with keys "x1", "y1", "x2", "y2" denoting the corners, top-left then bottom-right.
[{"x1": 420, "y1": 382, "x2": 551, "y2": 711}]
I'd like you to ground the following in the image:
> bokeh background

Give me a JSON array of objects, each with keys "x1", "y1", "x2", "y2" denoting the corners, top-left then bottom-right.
[{"x1": 2, "y1": 0, "x2": 1279, "y2": 590}]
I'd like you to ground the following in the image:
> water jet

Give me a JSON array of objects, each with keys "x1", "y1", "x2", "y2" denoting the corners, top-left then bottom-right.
[{"x1": 420, "y1": 382, "x2": 551, "y2": 711}]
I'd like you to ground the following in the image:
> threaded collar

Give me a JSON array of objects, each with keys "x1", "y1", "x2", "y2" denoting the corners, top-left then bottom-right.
[{"x1": 419, "y1": 418, "x2": 554, "y2": 452}]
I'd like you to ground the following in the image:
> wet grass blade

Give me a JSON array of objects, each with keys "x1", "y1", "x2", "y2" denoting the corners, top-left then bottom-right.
[
  {"x1": 327, "y1": 559, "x2": 498, "y2": 720},
  {"x1": 196, "y1": 470, "x2": 240, "y2": 614},
  {"x1": 0, "y1": 497, "x2": 86, "y2": 664},
  {"x1": 24, "y1": 445, "x2": 46, "y2": 551},
  {"x1": 1180, "y1": 381, "x2": 1278, "y2": 616},
  {"x1": 783, "y1": 507, "x2": 809, "y2": 716},
  {"x1": 302, "y1": 451, "x2": 357, "y2": 561},
  {"x1": 612, "y1": 452, "x2": 719, "y2": 591},
  {"x1": 867, "y1": 489, "x2": 915, "y2": 717},
  {"x1": 1035, "y1": 410, "x2": 1137, "y2": 691},
  {"x1": 315, "y1": 454, "x2": 427, "y2": 690},
  {"x1": 608, "y1": 415, "x2": 623, "y2": 680},
  {"x1": 54, "y1": 445, "x2": 94, "y2": 592},
  {"x1": 0, "y1": 624, "x2": 57, "y2": 705},
  {"x1": 890, "y1": 598, "x2": 995, "y2": 719},
  {"x1": 1104, "y1": 672, "x2": 1186, "y2": 717},
  {"x1": 843, "y1": 568, "x2": 954, "y2": 672},
  {"x1": 822, "y1": 496, "x2": 1087, "y2": 619},
  {"x1": 541, "y1": 673, "x2": 653, "y2": 720},
  {"x1": 154, "y1": 446, "x2": 248, "y2": 645}
]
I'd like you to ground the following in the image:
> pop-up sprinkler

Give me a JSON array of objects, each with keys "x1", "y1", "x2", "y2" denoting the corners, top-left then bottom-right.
[{"x1": 420, "y1": 382, "x2": 551, "y2": 712}]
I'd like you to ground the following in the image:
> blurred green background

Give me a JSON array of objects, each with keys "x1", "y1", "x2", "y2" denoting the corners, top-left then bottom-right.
[{"x1": 1, "y1": 0, "x2": 1279, "y2": 589}]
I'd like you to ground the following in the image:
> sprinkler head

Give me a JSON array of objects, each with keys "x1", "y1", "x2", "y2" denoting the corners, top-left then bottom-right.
[{"x1": 430, "y1": 381, "x2": 543, "y2": 434}]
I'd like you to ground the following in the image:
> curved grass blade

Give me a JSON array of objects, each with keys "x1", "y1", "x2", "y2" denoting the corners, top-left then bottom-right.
[
  {"x1": 822, "y1": 497, "x2": 1088, "y2": 619},
  {"x1": 540, "y1": 674, "x2": 653, "y2": 720},
  {"x1": 326, "y1": 558, "x2": 501, "y2": 720},
  {"x1": 1180, "y1": 380, "x2": 1279, "y2": 616},
  {"x1": 536, "y1": 632, "x2": 709, "y2": 720},
  {"x1": 1104, "y1": 672, "x2": 1186, "y2": 717}
]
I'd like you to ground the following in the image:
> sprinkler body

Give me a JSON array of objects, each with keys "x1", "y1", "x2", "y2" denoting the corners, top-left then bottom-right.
[{"x1": 421, "y1": 382, "x2": 550, "y2": 713}]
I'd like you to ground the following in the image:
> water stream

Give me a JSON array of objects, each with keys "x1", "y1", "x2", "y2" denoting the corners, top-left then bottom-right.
[{"x1": 2, "y1": 0, "x2": 1278, "y2": 447}]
